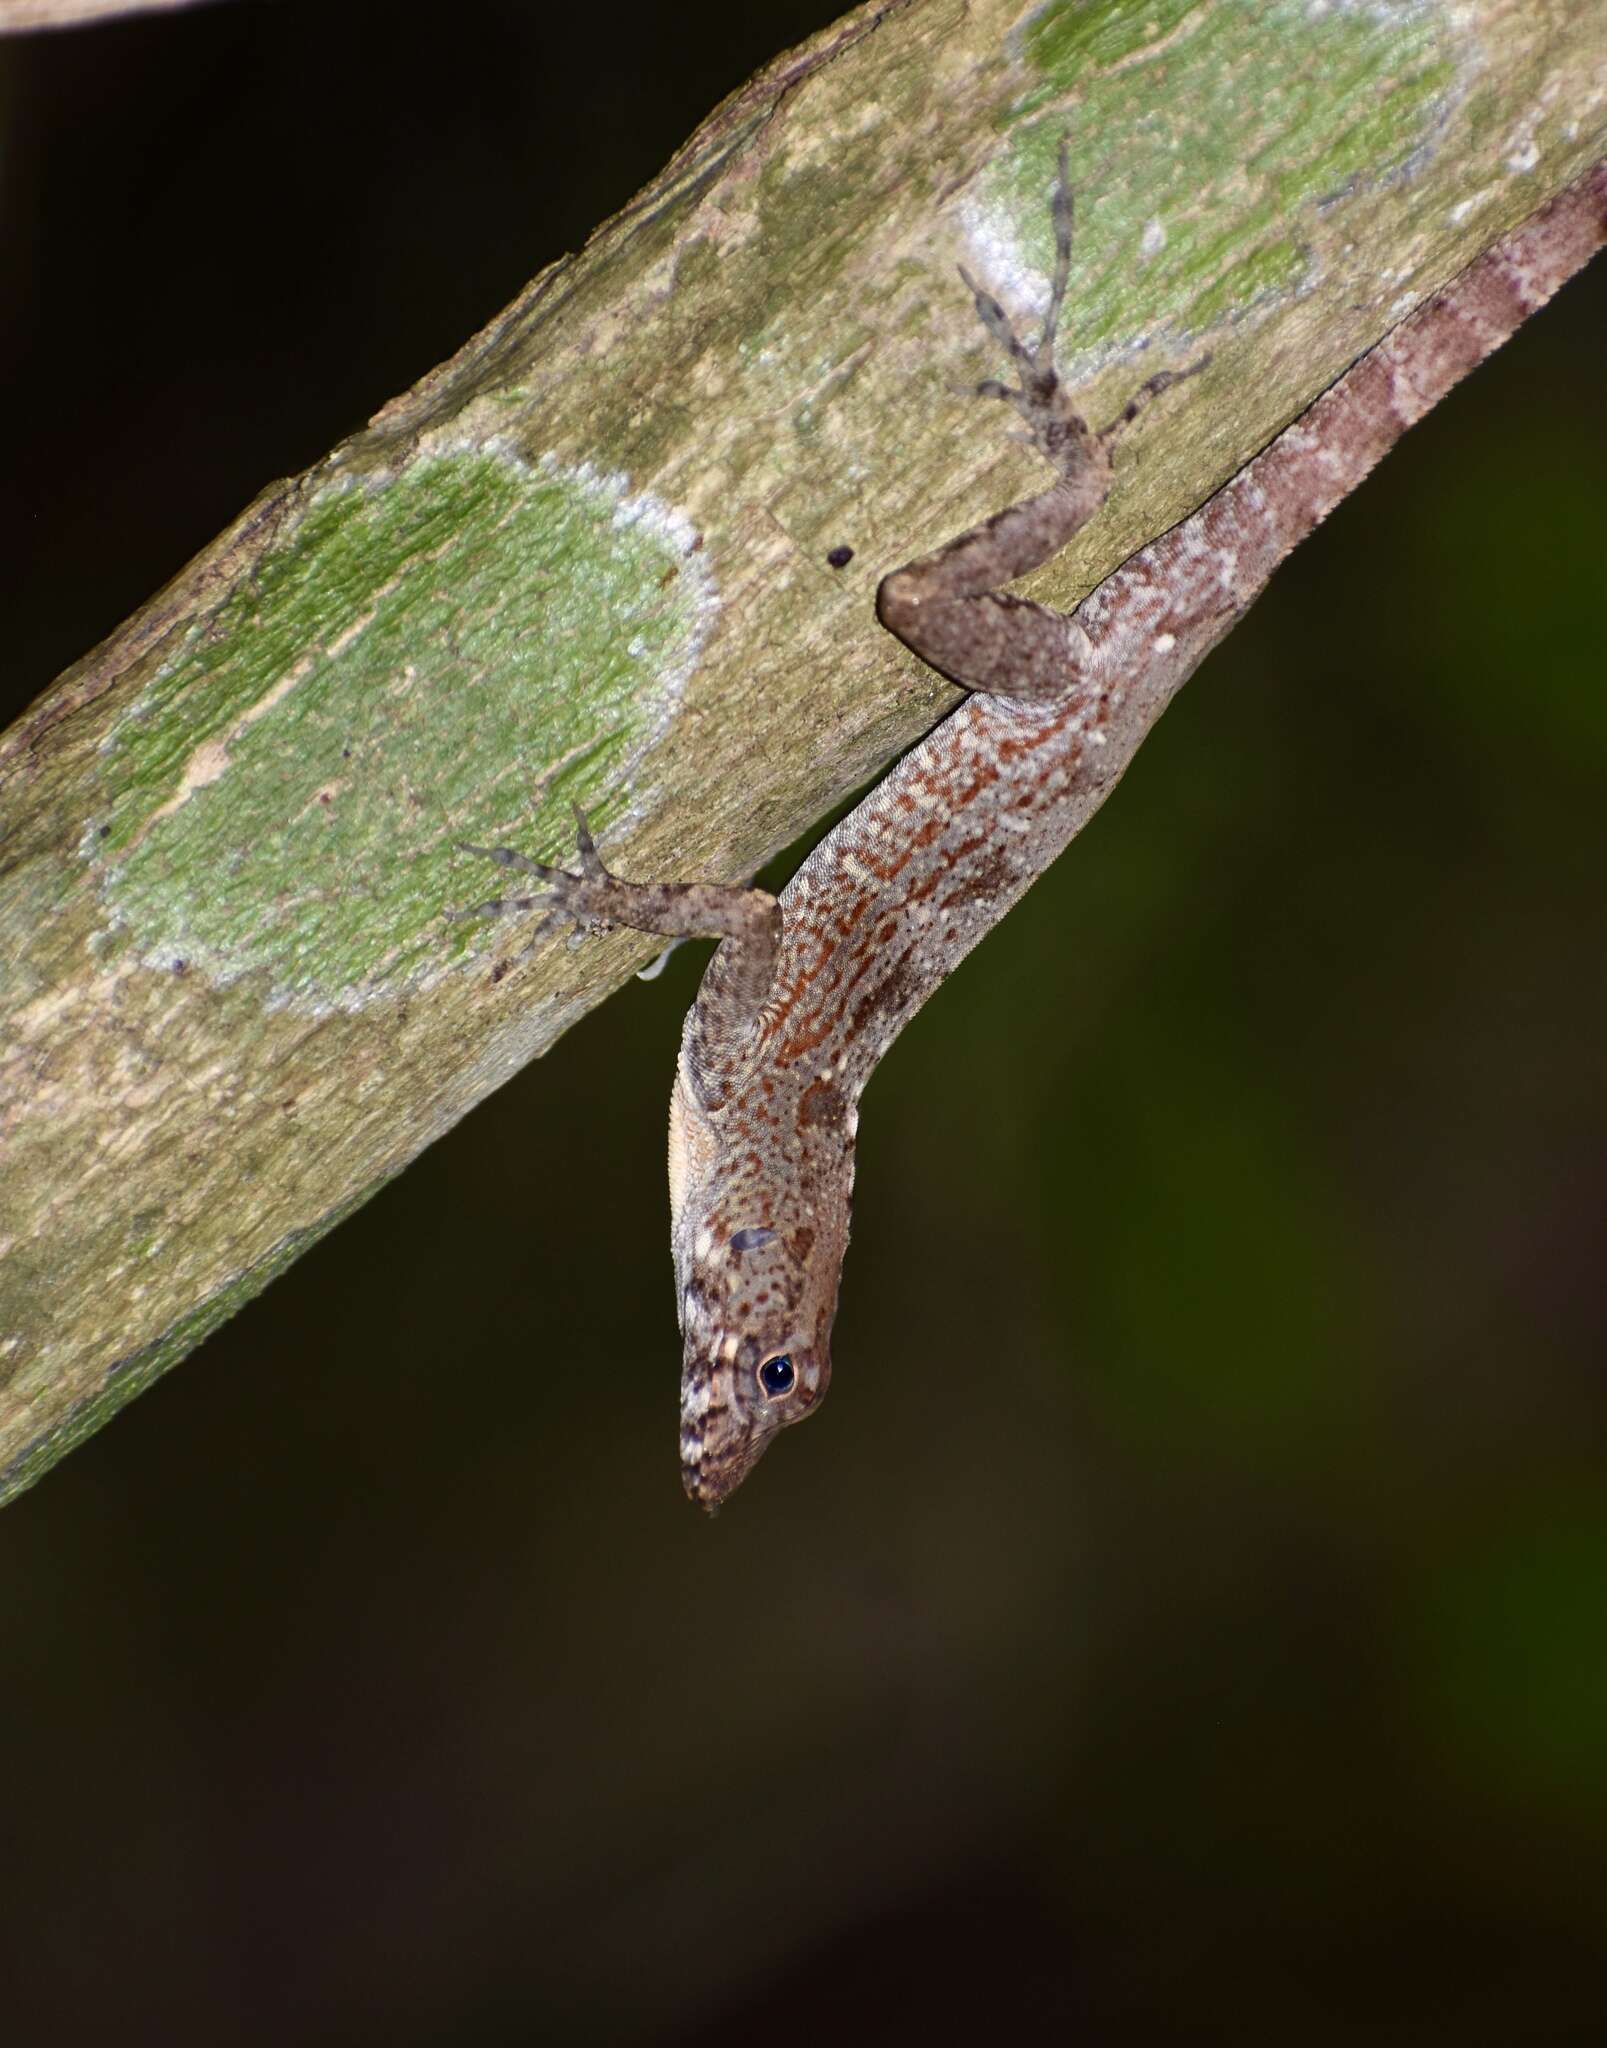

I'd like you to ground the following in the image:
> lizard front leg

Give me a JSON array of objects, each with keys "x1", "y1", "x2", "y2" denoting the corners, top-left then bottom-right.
[
  {"x1": 449, "y1": 807, "x2": 782, "y2": 1080},
  {"x1": 878, "y1": 142, "x2": 1205, "y2": 703}
]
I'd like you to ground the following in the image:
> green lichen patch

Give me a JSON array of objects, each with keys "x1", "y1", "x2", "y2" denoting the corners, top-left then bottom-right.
[
  {"x1": 92, "y1": 449, "x2": 716, "y2": 1010},
  {"x1": 965, "y1": 0, "x2": 1454, "y2": 366}
]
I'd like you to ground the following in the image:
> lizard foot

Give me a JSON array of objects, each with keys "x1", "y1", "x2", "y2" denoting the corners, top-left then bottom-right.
[
  {"x1": 447, "y1": 805, "x2": 623, "y2": 943},
  {"x1": 959, "y1": 137, "x2": 1081, "y2": 463},
  {"x1": 961, "y1": 139, "x2": 1210, "y2": 462}
]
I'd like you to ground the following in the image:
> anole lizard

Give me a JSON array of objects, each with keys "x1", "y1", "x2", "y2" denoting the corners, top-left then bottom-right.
[{"x1": 455, "y1": 153, "x2": 1607, "y2": 1510}]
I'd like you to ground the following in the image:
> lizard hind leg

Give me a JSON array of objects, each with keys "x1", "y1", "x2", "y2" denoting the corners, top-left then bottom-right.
[
  {"x1": 876, "y1": 143, "x2": 1108, "y2": 697},
  {"x1": 877, "y1": 144, "x2": 1207, "y2": 703}
]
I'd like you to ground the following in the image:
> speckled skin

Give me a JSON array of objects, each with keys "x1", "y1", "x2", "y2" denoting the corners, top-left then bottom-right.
[{"x1": 460, "y1": 159, "x2": 1607, "y2": 1509}]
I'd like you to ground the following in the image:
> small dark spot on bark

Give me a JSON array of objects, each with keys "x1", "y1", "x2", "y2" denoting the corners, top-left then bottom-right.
[
  {"x1": 172, "y1": 959, "x2": 188, "y2": 974},
  {"x1": 789, "y1": 1225, "x2": 815, "y2": 1263},
  {"x1": 490, "y1": 961, "x2": 510, "y2": 984},
  {"x1": 826, "y1": 545, "x2": 854, "y2": 569},
  {"x1": 98, "y1": 823, "x2": 111, "y2": 839}
]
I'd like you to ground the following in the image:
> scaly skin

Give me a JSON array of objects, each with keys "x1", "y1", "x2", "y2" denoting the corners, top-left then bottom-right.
[{"x1": 456, "y1": 156, "x2": 1607, "y2": 1510}]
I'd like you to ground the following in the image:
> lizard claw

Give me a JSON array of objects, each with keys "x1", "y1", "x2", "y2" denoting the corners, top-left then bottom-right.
[
  {"x1": 455, "y1": 839, "x2": 552, "y2": 878},
  {"x1": 570, "y1": 804, "x2": 609, "y2": 882},
  {"x1": 957, "y1": 265, "x2": 1038, "y2": 375},
  {"x1": 1096, "y1": 352, "x2": 1213, "y2": 443}
]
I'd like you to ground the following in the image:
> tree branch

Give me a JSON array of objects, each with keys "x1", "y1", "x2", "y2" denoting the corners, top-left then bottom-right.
[
  {"x1": 2, "y1": 0, "x2": 1603, "y2": 1502},
  {"x1": 0, "y1": 0, "x2": 209, "y2": 29}
]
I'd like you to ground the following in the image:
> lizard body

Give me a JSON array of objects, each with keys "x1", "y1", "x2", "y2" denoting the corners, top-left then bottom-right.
[{"x1": 456, "y1": 157, "x2": 1607, "y2": 1508}]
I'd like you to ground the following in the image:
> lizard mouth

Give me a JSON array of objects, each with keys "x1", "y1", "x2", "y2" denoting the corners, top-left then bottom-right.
[{"x1": 680, "y1": 1419, "x2": 772, "y2": 1514}]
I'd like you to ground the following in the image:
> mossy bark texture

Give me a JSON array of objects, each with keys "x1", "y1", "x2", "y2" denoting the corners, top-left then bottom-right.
[{"x1": 2, "y1": 0, "x2": 1603, "y2": 1502}]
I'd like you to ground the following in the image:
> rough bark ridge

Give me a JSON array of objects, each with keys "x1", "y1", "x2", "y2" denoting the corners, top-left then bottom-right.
[{"x1": 2, "y1": 0, "x2": 1604, "y2": 1502}]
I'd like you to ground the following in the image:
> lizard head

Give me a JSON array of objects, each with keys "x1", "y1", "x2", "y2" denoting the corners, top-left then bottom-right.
[
  {"x1": 670, "y1": 1081, "x2": 851, "y2": 1511},
  {"x1": 675, "y1": 1215, "x2": 844, "y2": 1512}
]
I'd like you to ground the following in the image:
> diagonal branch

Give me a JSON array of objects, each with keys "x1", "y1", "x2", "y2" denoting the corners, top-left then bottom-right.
[{"x1": 2, "y1": 0, "x2": 1603, "y2": 1502}]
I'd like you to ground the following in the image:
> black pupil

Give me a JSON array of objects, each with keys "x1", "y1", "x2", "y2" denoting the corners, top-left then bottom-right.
[{"x1": 759, "y1": 1355, "x2": 795, "y2": 1397}]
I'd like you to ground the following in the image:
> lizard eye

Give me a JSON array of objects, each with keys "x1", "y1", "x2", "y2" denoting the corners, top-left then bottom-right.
[{"x1": 757, "y1": 1354, "x2": 796, "y2": 1399}]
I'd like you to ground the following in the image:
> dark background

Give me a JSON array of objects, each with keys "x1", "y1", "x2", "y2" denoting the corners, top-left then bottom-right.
[{"x1": 3, "y1": 2, "x2": 1604, "y2": 2040}]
